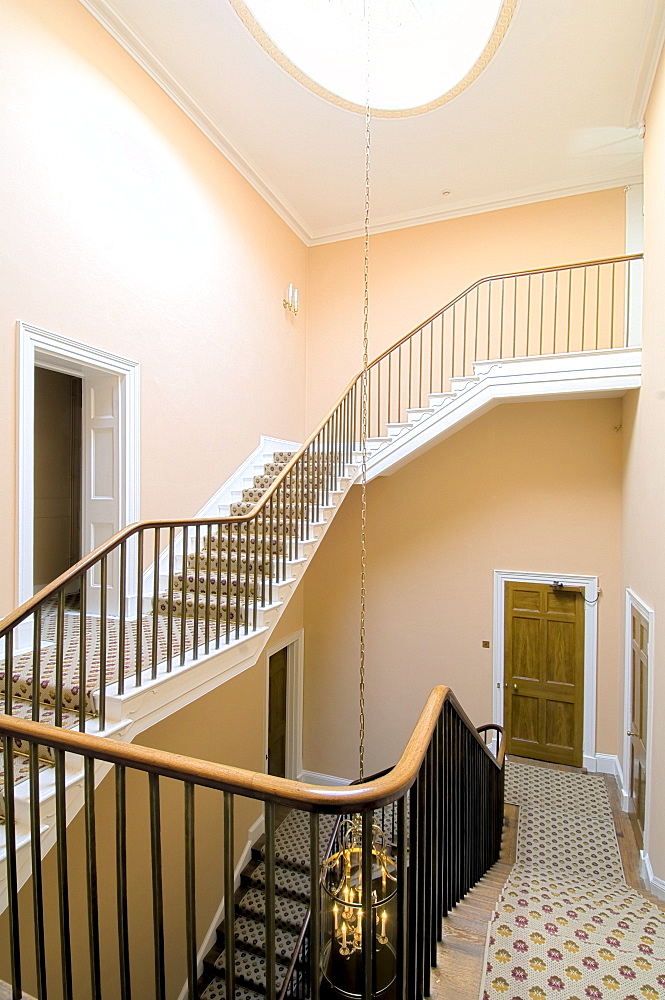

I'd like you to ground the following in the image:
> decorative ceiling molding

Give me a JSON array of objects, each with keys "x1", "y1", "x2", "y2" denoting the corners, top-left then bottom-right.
[
  {"x1": 626, "y1": 0, "x2": 665, "y2": 124},
  {"x1": 308, "y1": 175, "x2": 645, "y2": 246},
  {"x1": 75, "y1": 0, "x2": 657, "y2": 247},
  {"x1": 229, "y1": 0, "x2": 518, "y2": 118},
  {"x1": 76, "y1": 0, "x2": 313, "y2": 243}
]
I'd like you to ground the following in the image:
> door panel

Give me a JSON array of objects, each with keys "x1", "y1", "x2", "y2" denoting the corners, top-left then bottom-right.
[
  {"x1": 82, "y1": 374, "x2": 121, "y2": 614},
  {"x1": 504, "y1": 581, "x2": 584, "y2": 766},
  {"x1": 628, "y1": 606, "x2": 648, "y2": 849}
]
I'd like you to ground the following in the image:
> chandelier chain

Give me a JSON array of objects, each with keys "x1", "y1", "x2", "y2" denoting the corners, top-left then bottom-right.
[{"x1": 359, "y1": 0, "x2": 370, "y2": 782}]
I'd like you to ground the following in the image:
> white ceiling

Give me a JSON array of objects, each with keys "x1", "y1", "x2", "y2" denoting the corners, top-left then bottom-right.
[{"x1": 78, "y1": 0, "x2": 665, "y2": 245}]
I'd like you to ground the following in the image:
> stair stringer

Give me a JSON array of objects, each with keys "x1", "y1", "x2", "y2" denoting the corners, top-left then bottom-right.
[
  {"x1": 366, "y1": 348, "x2": 641, "y2": 481},
  {"x1": 0, "y1": 461, "x2": 359, "y2": 913}
]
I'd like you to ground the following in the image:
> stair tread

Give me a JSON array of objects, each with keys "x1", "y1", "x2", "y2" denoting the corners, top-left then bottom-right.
[
  {"x1": 226, "y1": 914, "x2": 299, "y2": 960},
  {"x1": 236, "y1": 886, "x2": 308, "y2": 930},
  {"x1": 200, "y1": 978, "x2": 266, "y2": 1000},
  {"x1": 244, "y1": 861, "x2": 310, "y2": 902},
  {"x1": 212, "y1": 943, "x2": 290, "y2": 988}
]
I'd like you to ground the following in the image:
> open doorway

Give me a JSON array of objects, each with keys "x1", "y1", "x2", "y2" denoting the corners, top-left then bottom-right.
[
  {"x1": 264, "y1": 630, "x2": 304, "y2": 781},
  {"x1": 33, "y1": 367, "x2": 83, "y2": 595},
  {"x1": 18, "y1": 322, "x2": 140, "y2": 632}
]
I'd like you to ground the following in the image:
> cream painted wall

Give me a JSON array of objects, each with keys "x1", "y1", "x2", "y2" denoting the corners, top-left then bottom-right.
[
  {"x1": 620, "y1": 43, "x2": 665, "y2": 879},
  {"x1": 0, "y1": 0, "x2": 307, "y2": 618},
  {"x1": 306, "y1": 189, "x2": 626, "y2": 427},
  {"x1": 303, "y1": 398, "x2": 623, "y2": 780}
]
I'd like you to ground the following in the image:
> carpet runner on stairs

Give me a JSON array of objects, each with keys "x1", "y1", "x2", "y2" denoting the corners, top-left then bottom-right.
[
  {"x1": 0, "y1": 447, "x2": 339, "y2": 821},
  {"x1": 199, "y1": 808, "x2": 337, "y2": 1000},
  {"x1": 157, "y1": 452, "x2": 329, "y2": 622},
  {"x1": 481, "y1": 762, "x2": 665, "y2": 1000}
]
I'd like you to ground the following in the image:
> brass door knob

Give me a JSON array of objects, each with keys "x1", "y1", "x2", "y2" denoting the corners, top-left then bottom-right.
[
  {"x1": 627, "y1": 730, "x2": 638, "y2": 737},
  {"x1": 513, "y1": 683, "x2": 518, "y2": 691}
]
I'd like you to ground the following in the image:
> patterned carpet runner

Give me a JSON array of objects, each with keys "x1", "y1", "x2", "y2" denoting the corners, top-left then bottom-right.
[
  {"x1": 199, "y1": 808, "x2": 337, "y2": 1000},
  {"x1": 0, "y1": 451, "x2": 311, "y2": 809},
  {"x1": 482, "y1": 762, "x2": 665, "y2": 1000}
]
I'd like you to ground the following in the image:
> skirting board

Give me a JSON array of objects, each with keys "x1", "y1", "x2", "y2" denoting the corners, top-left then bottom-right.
[
  {"x1": 176, "y1": 812, "x2": 265, "y2": 1000},
  {"x1": 642, "y1": 852, "x2": 665, "y2": 901},
  {"x1": 299, "y1": 770, "x2": 352, "y2": 786}
]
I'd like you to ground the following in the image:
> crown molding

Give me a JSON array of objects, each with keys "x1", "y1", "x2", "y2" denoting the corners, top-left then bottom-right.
[
  {"x1": 75, "y1": 0, "x2": 648, "y2": 249},
  {"x1": 626, "y1": 0, "x2": 665, "y2": 124},
  {"x1": 76, "y1": 0, "x2": 313, "y2": 244},
  {"x1": 307, "y1": 175, "x2": 645, "y2": 246}
]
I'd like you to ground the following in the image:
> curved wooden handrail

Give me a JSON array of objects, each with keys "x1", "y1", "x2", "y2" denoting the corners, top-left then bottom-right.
[
  {"x1": 0, "y1": 685, "x2": 502, "y2": 812},
  {"x1": 476, "y1": 723, "x2": 506, "y2": 768},
  {"x1": 1, "y1": 252, "x2": 642, "y2": 636}
]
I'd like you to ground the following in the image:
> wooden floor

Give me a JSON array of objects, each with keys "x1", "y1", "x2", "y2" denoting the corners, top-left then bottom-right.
[{"x1": 430, "y1": 802, "x2": 518, "y2": 1000}]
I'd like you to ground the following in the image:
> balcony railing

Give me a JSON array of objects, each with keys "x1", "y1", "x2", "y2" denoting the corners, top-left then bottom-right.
[
  {"x1": 0, "y1": 686, "x2": 505, "y2": 999},
  {"x1": 0, "y1": 254, "x2": 642, "y2": 737}
]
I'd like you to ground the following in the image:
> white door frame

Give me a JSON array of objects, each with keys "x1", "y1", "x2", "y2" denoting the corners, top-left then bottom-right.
[
  {"x1": 17, "y1": 322, "x2": 140, "y2": 617},
  {"x1": 623, "y1": 591, "x2": 654, "y2": 854},
  {"x1": 493, "y1": 570, "x2": 599, "y2": 771},
  {"x1": 264, "y1": 629, "x2": 304, "y2": 781}
]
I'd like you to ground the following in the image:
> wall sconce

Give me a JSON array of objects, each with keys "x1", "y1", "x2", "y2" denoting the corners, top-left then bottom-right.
[{"x1": 283, "y1": 283, "x2": 299, "y2": 315}]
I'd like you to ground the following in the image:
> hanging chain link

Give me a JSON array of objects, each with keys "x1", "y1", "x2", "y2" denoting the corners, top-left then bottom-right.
[{"x1": 359, "y1": 0, "x2": 371, "y2": 783}]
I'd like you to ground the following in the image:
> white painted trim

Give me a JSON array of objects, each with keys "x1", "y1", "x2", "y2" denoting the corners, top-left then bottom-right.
[
  {"x1": 492, "y1": 570, "x2": 598, "y2": 768},
  {"x1": 367, "y1": 349, "x2": 642, "y2": 481},
  {"x1": 298, "y1": 770, "x2": 352, "y2": 786},
  {"x1": 642, "y1": 852, "x2": 665, "y2": 902},
  {"x1": 309, "y1": 176, "x2": 645, "y2": 246},
  {"x1": 594, "y1": 753, "x2": 624, "y2": 787},
  {"x1": 176, "y1": 811, "x2": 265, "y2": 1000},
  {"x1": 623, "y1": 591, "x2": 655, "y2": 859},
  {"x1": 62, "y1": 1, "x2": 658, "y2": 246},
  {"x1": 626, "y1": 0, "x2": 665, "y2": 124},
  {"x1": 17, "y1": 322, "x2": 140, "y2": 636},
  {"x1": 76, "y1": 0, "x2": 312, "y2": 245},
  {"x1": 263, "y1": 629, "x2": 305, "y2": 781}
]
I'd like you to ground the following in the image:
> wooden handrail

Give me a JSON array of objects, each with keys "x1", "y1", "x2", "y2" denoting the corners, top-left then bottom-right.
[
  {"x1": 0, "y1": 686, "x2": 502, "y2": 812},
  {"x1": 366, "y1": 253, "x2": 643, "y2": 369},
  {"x1": 1, "y1": 252, "x2": 642, "y2": 636}
]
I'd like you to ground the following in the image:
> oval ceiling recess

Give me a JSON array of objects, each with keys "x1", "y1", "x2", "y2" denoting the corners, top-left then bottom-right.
[{"x1": 230, "y1": 0, "x2": 518, "y2": 117}]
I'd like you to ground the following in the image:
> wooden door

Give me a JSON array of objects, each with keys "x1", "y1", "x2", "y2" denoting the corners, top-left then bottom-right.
[
  {"x1": 628, "y1": 606, "x2": 648, "y2": 849},
  {"x1": 82, "y1": 373, "x2": 121, "y2": 614},
  {"x1": 268, "y1": 647, "x2": 288, "y2": 778},
  {"x1": 504, "y1": 581, "x2": 584, "y2": 766}
]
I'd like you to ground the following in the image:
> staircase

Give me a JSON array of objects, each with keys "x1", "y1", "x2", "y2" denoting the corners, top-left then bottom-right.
[
  {"x1": 0, "y1": 253, "x2": 644, "y2": 916},
  {"x1": 199, "y1": 809, "x2": 336, "y2": 1000}
]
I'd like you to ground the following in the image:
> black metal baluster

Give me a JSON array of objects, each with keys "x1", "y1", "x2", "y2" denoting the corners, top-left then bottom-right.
[
  {"x1": 224, "y1": 792, "x2": 235, "y2": 1000},
  {"x1": 54, "y1": 746, "x2": 73, "y2": 1000},
  {"x1": 85, "y1": 757, "x2": 102, "y2": 1000},
  {"x1": 167, "y1": 527, "x2": 175, "y2": 669},
  {"x1": 116, "y1": 765, "x2": 131, "y2": 1000},
  {"x1": 180, "y1": 526, "x2": 189, "y2": 666},
  {"x1": 185, "y1": 782, "x2": 197, "y2": 1000},
  {"x1": 150, "y1": 773, "x2": 166, "y2": 1000},
  {"x1": 4, "y1": 735, "x2": 22, "y2": 1000},
  {"x1": 29, "y1": 742, "x2": 47, "y2": 999},
  {"x1": 152, "y1": 529, "x2": 160, "y2": 678},
  {"x1": 362, "y1": 811, "x2": 373, "y2": 1000},
  {"x1": 135, "y1": 529, "x2": 144, "y2": 684},
  {"x1": 55, "y1": 590, "x2": 65, "y2": 728},
  {"x1": 265, "y1": 802, "x2": 276, "y2": 1000},
  {"x1": 118, "y1": 541, "x2": 127, "y2": 696},
  {"x1": 396, "y1": 796, "x2": 408, "y2": 1000},
  {"x1": 309, "y1": 813, "x2": 321, "y2": 1000}
]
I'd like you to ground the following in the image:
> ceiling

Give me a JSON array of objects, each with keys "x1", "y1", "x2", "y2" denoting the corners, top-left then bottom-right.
[{"x1": 77, "y1": 0, "x2": 665, "y2": 245}]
